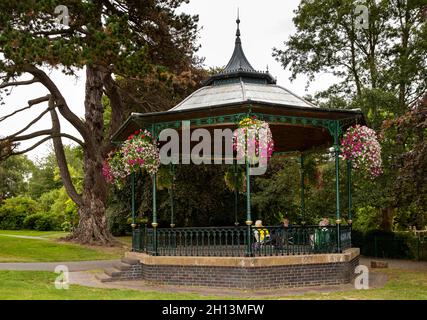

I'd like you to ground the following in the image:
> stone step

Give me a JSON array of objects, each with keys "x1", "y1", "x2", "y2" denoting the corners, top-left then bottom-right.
[
  {"x1": 104, "y1": 267, "x2": 122, "y2": 278},
  {"x1": 95, "y1": 273, "x2": 114, "y2": 283},
  {"x1": 114, "y1": 262, "x2": 132, "y2": 271},
  {"x1": 121, "y1": 257, "x2": 140, "y2": 265}
]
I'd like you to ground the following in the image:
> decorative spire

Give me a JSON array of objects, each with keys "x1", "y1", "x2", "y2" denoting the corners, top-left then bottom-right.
[
  {"x1": 201, "y1": 13, "x2": 277, "y2": 86},
  {"x1": 236, "y1": 9, "x2": 241, "y2": 43}
]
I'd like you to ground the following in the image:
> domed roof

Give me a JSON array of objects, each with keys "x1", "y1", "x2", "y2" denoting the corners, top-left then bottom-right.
[
  {"x1": 168, "y1": 15, "x2": 315, "y2": 112},
  {"x1": 169, "y1": 81, "x2": 316, "y2": 111}
]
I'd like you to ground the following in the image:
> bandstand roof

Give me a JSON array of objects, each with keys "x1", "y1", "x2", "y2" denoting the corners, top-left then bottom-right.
[{"x1": 112, "y1": 16, "x2": 365, "y2": 153}]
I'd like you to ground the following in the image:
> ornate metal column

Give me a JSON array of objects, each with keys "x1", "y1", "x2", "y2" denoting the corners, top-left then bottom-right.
[
  {"x1": 300, "y1": 154, "x2": 305, "y2": 224},
  {"x1": 130, "y1": 172, "x2": 136, "y2": 252},
  {"x1": 233, "y1": 160, "x2": 239, "y2": 226},
  {"x1": 151, "y1": 124, "x2": 158, "y2": 256},
  {"x1": 347, "y1": 160, "x2": 352, "y2": 247},
  {"x1": 131, "y1": 172, "x2": 136, "y2": 228},
  {"x1": 170, "y1": 164, "x2": 175, "y2": 228},
  {"x1": 245, "y1": 160, "x2": 253, "y2": 256},
  {"x1": 334, "y1": 121, "x2": 341, "y2": 253}
]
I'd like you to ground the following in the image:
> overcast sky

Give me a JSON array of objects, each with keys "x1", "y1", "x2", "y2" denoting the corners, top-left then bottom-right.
[{"x1": 0, "y1": 0, "x2": 337, "y2": 161}]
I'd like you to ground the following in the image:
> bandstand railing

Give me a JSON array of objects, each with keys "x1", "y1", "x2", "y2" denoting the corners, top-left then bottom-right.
[{"x1": 132, "y1": 225, "x2": 351, "y2": 257}]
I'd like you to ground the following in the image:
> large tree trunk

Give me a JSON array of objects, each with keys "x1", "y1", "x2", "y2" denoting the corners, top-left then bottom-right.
[
  {"x1": 379, "y1": 206, "x2": 395, "y2": 231},
  {"x1": 67, "y1": 65, "x2": 115, "y2": 245}
]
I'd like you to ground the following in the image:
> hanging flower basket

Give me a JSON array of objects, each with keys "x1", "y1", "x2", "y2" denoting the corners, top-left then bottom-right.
[
  {"x1": 233, "y1": 116, "x2": 274, "y2": 164},
  {"x1": 102, "y1": 150, "x2": 128, "y2": 188},
  {"x1": 340, "y1": 125, "x2": 382, "y2": 178},
  {"x1": 103, "y1": 129, "x2": 160, "y2": 187}
]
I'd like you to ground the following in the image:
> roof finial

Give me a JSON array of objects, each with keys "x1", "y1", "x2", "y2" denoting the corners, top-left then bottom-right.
[{"x1": 235, "y1": 8, "x2": 241, "y2": 42}]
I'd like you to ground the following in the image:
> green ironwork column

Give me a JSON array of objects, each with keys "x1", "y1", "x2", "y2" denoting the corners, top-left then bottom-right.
[
  {"x1": 170, "y1": 164, "x2": 175, "y2": 228},
  {"x1": 347, "y1": 161, "x2": 352, "y2": 224},
  {"x1": 233, "y1": 160, "x2": 239, "y2": 226},
  {"x1": 130, "y1": 172, "x2": 136, "y2": 251},
  {"x1": 245, "y1": 160, "x2": 253, "y2": 256},
  {"x1": 347, "y1": 160, "x2": 352, "y2": 248},
  {"x1": 151, "y1": 124, "x2": 158, "y2": 256},
  {"x1": 300, "y1": 154, "x2": 305, "y2": 224},
  {"x1": 334, "y1": 121, "x2": 341, "y2": 253},
  {"x1": 131, "y1": 172, "x2": 136, "y2": 228}
]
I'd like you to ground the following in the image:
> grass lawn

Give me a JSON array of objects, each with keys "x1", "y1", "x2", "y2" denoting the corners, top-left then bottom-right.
[
  {"x1": 279, "y1": 269, "x2": 427, "y2": 300},
  {"x1": 0, "y1": 230, "x2": 126, "y2": 262},
  {"x1": 0, "y1": 271, "x2": 222, "y2": 300},
  {"x1": 0, "y1": 268, "x2": 426, "y2": 300},
  {"x1": 0, "y1": 230, "x2": 68, "y2": 239}
]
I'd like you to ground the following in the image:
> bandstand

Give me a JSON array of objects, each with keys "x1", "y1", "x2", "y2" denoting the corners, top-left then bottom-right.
[{"x1": 109, "y1": 17, "x2": 362, "y2": 289}]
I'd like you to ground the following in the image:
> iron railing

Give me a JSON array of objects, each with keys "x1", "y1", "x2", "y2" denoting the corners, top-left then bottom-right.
[{"x1": 132, "y1": 225, "x2": 352, "y2": 257}]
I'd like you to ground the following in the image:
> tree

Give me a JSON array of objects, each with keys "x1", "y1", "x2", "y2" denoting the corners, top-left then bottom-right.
[
  {"x1": 273, "y1": 0, "x2": 426, "y2": 230},
  {"x1": 0, "y1": 155, "x2": 33, "y2": 202},
  {"x1": 274, "y1": 0, "x2": 426, "y2": 111},
  {"x1": 0, "y1": 0, "x2": 199, "y2": 244},
  {"x1": 383, "y1": 94, "x2": 427, "y2": 228}
]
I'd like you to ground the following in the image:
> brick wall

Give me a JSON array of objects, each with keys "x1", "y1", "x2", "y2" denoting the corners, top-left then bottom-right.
[{"x1": 118, "y1": 256, "x2": 359, "y2": 289}]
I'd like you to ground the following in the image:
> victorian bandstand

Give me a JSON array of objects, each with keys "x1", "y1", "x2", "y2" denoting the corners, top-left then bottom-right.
[{"x1": 109, "y1": 18, "x2": 362, "y2": 289}]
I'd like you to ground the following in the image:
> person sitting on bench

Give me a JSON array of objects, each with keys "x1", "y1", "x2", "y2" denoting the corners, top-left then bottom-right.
[{"x1": 253, "y1": 220, "x2": 270, "y2": 248}]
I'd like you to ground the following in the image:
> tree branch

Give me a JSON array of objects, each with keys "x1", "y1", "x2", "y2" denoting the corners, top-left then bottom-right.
[
  {"x1": 8, "y1": 136, "x2": 53, "y2": 156},
  {"x1": 49, "y1": 100, "x2": 83, "y2": 206},
  {"x1": 0, "y1": 77, "x2": 39, "y2": 89},
  {"x1": 0, "y1": 95, "x2": 50, "y2": 122},
  {"x1": 3, "y1": 104, "x2": 54, "y2": 140},
  {"x1": 22, "y1": 64, "x2": 91, "y2": 143}
]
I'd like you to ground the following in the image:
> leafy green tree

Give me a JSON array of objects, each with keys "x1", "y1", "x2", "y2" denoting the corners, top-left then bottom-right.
[
  {"x1": 0, "y1": 0, "x2": 199, "y2": 244},
  {"x1": 273, "y1": 0, "x2": 426, "y2": 230},
  {"x1": 0, "y1": 196, "x2": 39, "y2": 229},
  {"x1": 0, "y1": 155, "x2": 33, "y2": 202}
]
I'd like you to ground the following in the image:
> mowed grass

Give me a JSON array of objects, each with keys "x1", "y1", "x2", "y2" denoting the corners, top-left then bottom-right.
[
  {"x1": 279, "y1": 269, "x2": 427, "y2": 300},
  {"x1": 0, "y1": 230, "x2": 124, "y2": 262},
  {"x1": 0, "y1": 268, "x2": 426, "y2": 300},
  {"x1": 0, "y1": 230, "x2": 68, "y2": 239},
  {"x1": 0, "y1": 271, "x2": 223, "y2": 300}
]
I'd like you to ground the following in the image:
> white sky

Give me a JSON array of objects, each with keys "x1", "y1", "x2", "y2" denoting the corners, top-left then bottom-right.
[{"x1": 0, "y1": 0, "x2": 337, "y2": 161}]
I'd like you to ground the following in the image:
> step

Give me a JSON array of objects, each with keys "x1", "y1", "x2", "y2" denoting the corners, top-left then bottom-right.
[
  {"x1": 114, "y1": 262, "x2": 132, "y2": 271},
  {"x1": 121, "y1": 257, "x2": 140, "y2": 265},
  {"x1": 104, "y1": 267, "x2": 122, "y2": 278},
  {"x1": 95, "y1": 273, "x2": 115, "y2": 283}
]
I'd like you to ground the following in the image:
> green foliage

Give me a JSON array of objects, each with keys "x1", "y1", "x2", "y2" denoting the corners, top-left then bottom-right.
[
  {"x1": 23, "y1": 213, "x2": 62, "y2": 231},
  {"x1": 0, "y1": 196, "x2": 39, "y2": 229},
  {"x1": 0, "y1": 155, "x2": 33, "y2": 202},
  {"x1": 106, "y1": 203, "x2": 130, "y2": 236},
  {"x1": 273, "y1": 0, "x2": 427, "y2": 232},
  {"x1": 352, "y1": 205, "x2": 381, "y2": 233},
  {"x1": 224, "y1": 166, "x2": 246, "y2": 194}
]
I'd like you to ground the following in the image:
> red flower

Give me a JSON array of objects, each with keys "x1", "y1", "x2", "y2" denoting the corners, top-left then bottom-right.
[{"x1": 127, "y1": 134, "x2": 134, "y2": 140}]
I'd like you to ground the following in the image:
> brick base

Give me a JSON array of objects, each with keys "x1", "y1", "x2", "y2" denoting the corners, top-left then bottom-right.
[{"x1": 118, "y1": 248, "x2": 359, "y2": 289}]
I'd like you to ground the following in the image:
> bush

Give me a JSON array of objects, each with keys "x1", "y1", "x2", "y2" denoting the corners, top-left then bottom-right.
[
  {"x1": 0, "y1": 196, "x2": 39, "y2": 229},
  {"x1": 106, "y1": 203, "x2": 131, "y2": 236},
  {"x1": 357, "y1": 230, "x2": 413, "y2": 259},
  {"x1": 23, "y1": 213, "x2": 62, "y2": 231}
]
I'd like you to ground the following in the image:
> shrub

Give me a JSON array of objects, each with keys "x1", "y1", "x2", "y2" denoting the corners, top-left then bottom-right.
[
  {"x1": 106, "y1": 203, "x2": 131, "y2": 236},
  {"x1": 23, "y1": 213, "x2": 62, "y2": 231},
  {"x1": 0, "y1": 196, "x2": 39, "y2": 229}
]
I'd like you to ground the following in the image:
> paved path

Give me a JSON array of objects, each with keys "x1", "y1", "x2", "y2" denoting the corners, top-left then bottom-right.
[
  {"x1": 0, "y1": 234, "x2": 49, "y2": 240},
  {"x1": 0, "y1": 260, "x2": 120, "y2": 271},
  {"x1": 68, "y1": 271, "x2": 360, "y2": 298},
  {"x1": 360, "y1": 256, "x2": 427, "y2": 272}
]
